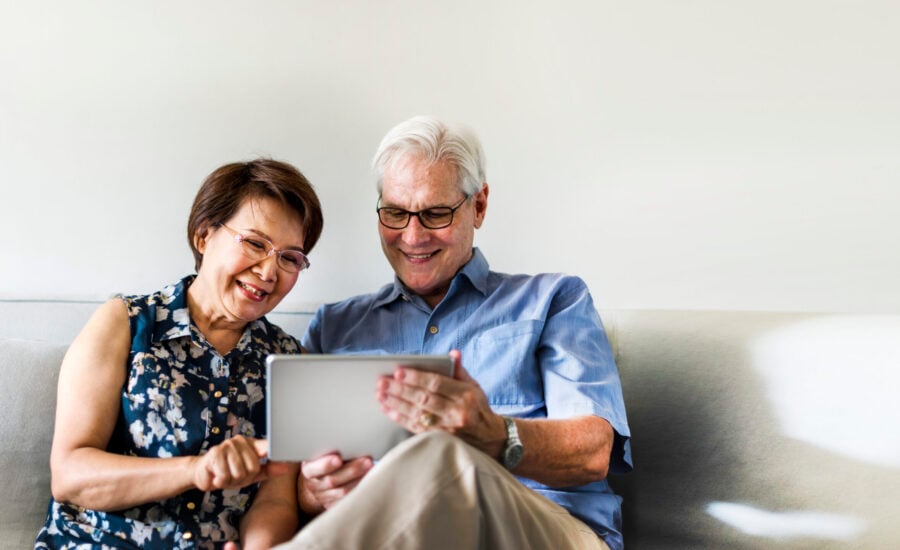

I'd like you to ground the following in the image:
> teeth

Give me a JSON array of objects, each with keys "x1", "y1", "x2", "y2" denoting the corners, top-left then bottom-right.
[
  {"x1": 407, "y1": 253, "x2": 433, "y2": 259},
  {"x1": 238, "y1": 281, "x2": 265, "y2": 297}
]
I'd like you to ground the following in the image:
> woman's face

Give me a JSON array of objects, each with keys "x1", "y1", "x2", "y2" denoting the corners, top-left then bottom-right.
[{"x1": 193, "y1": 196, "x2": 306, "y2": 325}]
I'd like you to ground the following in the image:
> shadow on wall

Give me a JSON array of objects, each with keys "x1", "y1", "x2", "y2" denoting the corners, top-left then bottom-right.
[{"x1": 604, "y1": 310, "x2": 900, "y2": 550}]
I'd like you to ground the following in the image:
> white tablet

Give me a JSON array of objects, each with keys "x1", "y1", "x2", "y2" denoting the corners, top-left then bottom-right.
[{"x1": 266, "y1": 354, "x2": 455, "y2": 461}]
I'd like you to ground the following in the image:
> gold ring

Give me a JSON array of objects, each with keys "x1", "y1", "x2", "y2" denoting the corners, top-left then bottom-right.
[{"x1": 419, "y1": 412, "x2": 436, "y2": 427}]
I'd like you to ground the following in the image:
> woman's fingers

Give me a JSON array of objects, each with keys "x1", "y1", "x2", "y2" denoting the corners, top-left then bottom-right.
[{"x1": 195, "y1": 436, "x2": 266, "y2": 491}]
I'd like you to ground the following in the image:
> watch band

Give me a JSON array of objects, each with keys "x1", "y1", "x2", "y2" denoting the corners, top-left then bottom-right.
[{"x1": 501, "y1": 416, "x2": 524, "y2": 470}]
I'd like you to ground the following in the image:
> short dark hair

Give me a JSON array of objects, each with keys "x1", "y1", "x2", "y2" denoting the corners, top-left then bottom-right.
[{"x1": 187, "y1": 159, "x2": 324, "y2": 270}]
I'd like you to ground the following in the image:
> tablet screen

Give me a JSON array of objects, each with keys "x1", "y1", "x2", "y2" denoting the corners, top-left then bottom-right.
[{"x1": 266, "y1": 354, "x2": 454, "y2": 461}]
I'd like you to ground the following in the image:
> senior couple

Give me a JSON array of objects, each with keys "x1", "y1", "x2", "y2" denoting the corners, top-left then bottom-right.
[{"x1": 35, "y1": 116, "x2": 631, "y2": 550}]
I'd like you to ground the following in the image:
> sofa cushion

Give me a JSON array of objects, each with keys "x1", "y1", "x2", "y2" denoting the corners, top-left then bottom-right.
[
  {"x1": 604, "y1": 310, "x2": 900, "y2": 549},
  {"x1": 0, "y1": 339, "x2": 67, "y2": 548}
]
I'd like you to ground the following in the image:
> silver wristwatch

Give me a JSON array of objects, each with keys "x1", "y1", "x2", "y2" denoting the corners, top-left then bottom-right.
[{"x1": 501, "y1": 416, "x2": 524, "y2": 470}]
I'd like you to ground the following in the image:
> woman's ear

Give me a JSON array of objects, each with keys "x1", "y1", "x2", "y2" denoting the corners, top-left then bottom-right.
[{"x1": 194, "y1": 223, "x2": 211, "y2": 255}]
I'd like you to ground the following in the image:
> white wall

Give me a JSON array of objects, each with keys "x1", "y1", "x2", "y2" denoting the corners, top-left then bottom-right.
[{"x1": 2, "y1": 1, "x2": 898, "y2": 314}]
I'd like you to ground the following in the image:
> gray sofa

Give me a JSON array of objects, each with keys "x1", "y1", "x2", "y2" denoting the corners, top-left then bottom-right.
[{"x1": 2, "y1": 299, "x2": 899, "y2": 549}]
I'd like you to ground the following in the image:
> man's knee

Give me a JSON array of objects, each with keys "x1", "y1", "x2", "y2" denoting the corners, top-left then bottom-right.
[
  {"x1": 385, "y1": 431, "x2": 491, "y2": 472},
  {"x1": 396, "y1": 430, "x2": 466, "y2": 458}
]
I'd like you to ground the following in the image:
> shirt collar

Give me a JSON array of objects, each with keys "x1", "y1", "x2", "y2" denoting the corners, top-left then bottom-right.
[
  {"x1": 456, "y1": 247, "x2": 490, "y2": 296},
  {"x1": 152, "y1": 275, "x2": 194, "y2": 343},
  {"x1": 152, "y1": 275, "x2": 263, "y2": 355},
  {"x1": 372, "y1": 282, "x2": 405, "y2": 309},
  {"x1": 373, "y1": 247, "x2": 490, "y2": 309}
]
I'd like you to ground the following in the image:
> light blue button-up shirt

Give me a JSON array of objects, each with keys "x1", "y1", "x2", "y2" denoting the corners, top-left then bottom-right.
[{"x1": 302, "y1": 248, "x2": 632, "y2": 549}]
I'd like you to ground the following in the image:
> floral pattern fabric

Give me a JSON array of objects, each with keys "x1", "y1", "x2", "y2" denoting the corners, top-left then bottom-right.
[{"x1": 35, "y1": 276, "x2": 301, "y2": 549}]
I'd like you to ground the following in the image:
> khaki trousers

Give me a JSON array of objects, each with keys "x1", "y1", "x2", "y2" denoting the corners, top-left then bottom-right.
[{"x1": 276, "y1": 431, "x2": 609, "y2": 550}]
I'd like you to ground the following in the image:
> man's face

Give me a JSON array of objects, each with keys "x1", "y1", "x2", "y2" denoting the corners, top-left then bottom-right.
[{"x1": 378, "y1": 153, "x2": 487, "y2": 308}]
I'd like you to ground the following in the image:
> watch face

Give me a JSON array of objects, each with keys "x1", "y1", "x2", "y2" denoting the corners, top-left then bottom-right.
[{"x1": 504, "y1": 444, "x2": 524, "y2": 469}]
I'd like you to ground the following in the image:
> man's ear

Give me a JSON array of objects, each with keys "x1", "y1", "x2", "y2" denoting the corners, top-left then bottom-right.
[{"x1": 473, "y1": 183, "x2": 489, "y2": 229}]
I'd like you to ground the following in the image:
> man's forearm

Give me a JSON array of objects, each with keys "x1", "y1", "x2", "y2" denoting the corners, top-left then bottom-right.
[{"x1": 511, "y1": 415, "x2": 614, "y2": 487}]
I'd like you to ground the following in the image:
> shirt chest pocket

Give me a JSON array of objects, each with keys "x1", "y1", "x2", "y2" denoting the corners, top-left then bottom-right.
[{"x1": 469, "y1": 320, "x2": 544, "y2": 408}]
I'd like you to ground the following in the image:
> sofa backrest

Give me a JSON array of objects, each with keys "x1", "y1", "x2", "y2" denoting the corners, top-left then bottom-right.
[{"x1": 0, "y1": 299, "x2": 317, "y2": 344}]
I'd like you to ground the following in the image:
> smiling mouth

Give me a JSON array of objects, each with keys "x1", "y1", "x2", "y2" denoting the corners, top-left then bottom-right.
[
  {"x1": 404, "y1": 251, "x2": 436, "y2": 260},
  {"x1": 238, "y1": 281, "x2": 267, "y2": 298}
]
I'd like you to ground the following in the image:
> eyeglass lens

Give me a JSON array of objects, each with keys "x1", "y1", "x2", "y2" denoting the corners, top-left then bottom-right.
[
  {"x1": 377, "y1": 196, "x2": 469, "y2": 230},
  {"x1": 378, "y1": 207, "x2": 455, "y2": 229},
  {"x1": 233, "y1": 235, "x2": 308, "y2": 272}
]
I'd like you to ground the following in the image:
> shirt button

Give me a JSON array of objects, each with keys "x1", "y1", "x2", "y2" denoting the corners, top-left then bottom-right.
[
  {"x1": 213, "y1": 390, "x2": 223, "y2": 398},
  {"x1": 429, "y1": 325, "x2": 439, "y2": 334},
  {"x1": 186, "y1": 502, "x2": 196, "y2": 510},
  {"x1": 211, "y1": 426, "x2": 221, "y2": 435},
  {"x1": 182, "y1": 532, "x2": 193, "y2": 540}
]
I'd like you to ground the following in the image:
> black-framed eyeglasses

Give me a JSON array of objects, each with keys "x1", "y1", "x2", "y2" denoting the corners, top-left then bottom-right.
[
  {"x1": 219, "y1": 224, "x2": 310, "y2": 273},
  {"x1": 376, "y1": 196, "x2": 470, "y2": 230}
]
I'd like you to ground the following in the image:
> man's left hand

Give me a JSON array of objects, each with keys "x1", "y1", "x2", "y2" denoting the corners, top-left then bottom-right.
[{"x1": 375, "y1": 350, "x2": 507, "y2": 458}]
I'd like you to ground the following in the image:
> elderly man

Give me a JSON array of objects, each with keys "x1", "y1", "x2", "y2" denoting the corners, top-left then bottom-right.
[{"x1": 283, "y1": 116, "x2": 631, "y2": 550}]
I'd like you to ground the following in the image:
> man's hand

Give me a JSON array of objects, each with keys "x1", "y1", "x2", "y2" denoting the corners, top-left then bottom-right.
[
  {"x1": 297, "y1": 453, "x2": 374, "y2": 514},
  {"x1": 375, "y1": 350, "x2": 507, "y2": 457}
]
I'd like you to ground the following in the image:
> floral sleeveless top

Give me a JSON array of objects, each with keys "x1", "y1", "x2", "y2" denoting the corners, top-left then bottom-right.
[{"x1": 35, "y1": 276, "x2": 301, "y2": 549}]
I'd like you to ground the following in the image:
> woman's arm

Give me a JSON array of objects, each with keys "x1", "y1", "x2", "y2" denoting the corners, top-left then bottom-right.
[
  {"x1": 239, "y1": 463, "x2": 301, "y2": 550},
  {"x1": 49, "y1": 299, "x2": 269, "y2": 511}
]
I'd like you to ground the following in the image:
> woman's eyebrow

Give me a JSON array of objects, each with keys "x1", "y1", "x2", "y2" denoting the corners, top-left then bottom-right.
[{"x1": 242, "y1": 228, "x2": 306, "y2": 251}]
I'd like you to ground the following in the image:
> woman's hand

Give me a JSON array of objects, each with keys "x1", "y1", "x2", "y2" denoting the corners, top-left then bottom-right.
[
  {"x1": 297, "y1": 453, "x2": 373, "y2": 514},
  {"x1": 191, "y1": 436, "x2": 284, "y2": 491}
]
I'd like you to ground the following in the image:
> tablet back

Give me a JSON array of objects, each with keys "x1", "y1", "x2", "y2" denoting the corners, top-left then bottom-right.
[{"x1": 266, "y1": 354, "x2": 454, "y2": 461}]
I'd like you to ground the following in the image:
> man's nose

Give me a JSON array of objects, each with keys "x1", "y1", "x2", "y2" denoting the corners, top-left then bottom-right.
[{"x1": 401, "y1": 214, "x2": 431, "y2": 244}]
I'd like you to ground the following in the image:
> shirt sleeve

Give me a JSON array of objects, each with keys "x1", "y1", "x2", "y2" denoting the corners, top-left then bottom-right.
[
  {"x1": 300, "y1": 305, "x2": 325, "y2": 353},
  {"x1": 540, "y1": 277, "x2": 633, "y2": 473}
]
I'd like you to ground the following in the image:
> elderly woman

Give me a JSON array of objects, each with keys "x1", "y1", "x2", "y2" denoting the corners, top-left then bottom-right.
[{"x1": 35, "y1": 159, "x2": 323, "y2": 549}]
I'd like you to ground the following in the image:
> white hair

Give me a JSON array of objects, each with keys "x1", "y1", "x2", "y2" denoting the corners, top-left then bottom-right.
[{"x1": 372, "y1": 115, "x2": 486, "y2": 196}]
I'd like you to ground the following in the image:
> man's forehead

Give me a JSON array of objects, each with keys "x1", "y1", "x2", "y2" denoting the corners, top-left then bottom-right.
[
  {"x1": 382, "y1": 156, "x2": 460, "y2": 201},
  {"x1": 386, "y1": 153, "x2": 457, "y2": 179}
]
